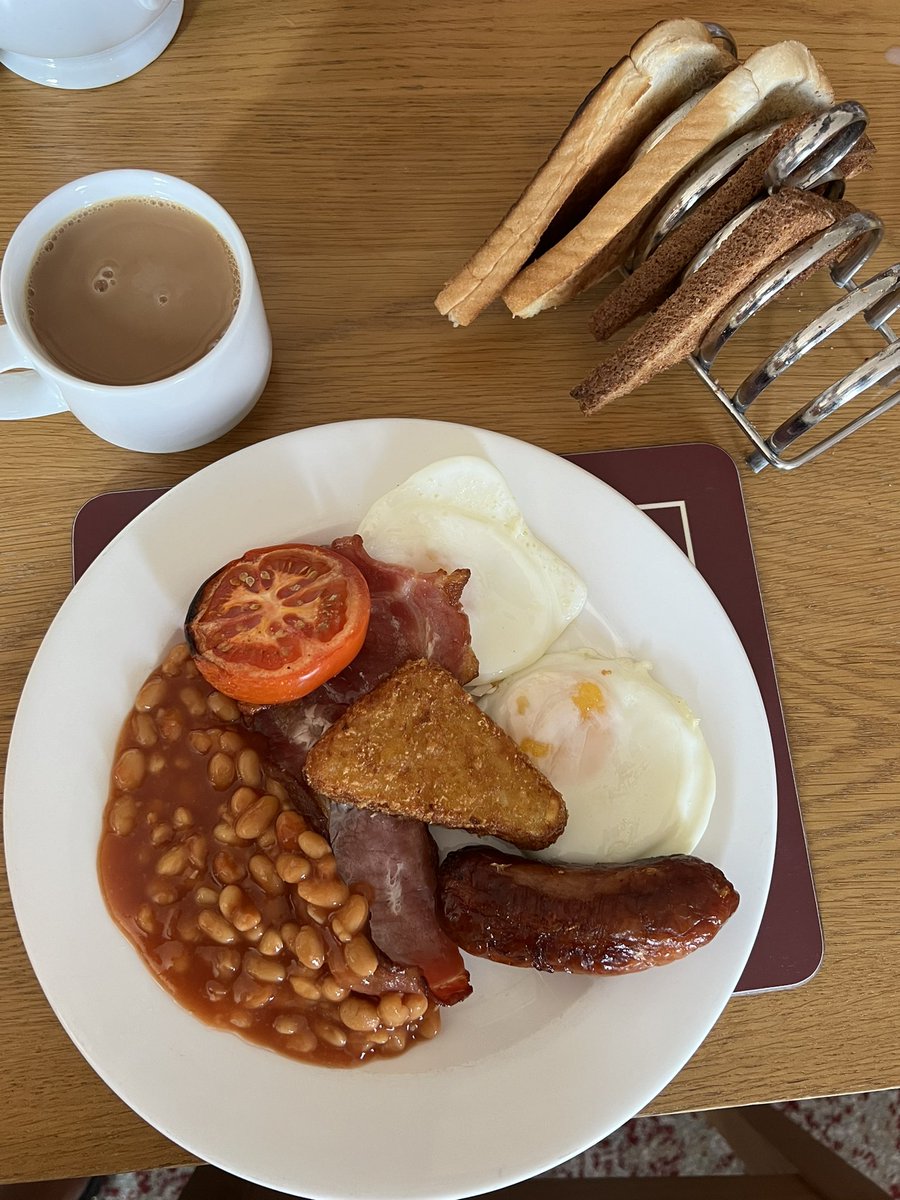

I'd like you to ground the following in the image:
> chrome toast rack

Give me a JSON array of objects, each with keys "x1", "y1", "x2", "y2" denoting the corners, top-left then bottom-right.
[{"x1": 626, "y1": 33, "x2": 900, "y2": 472}]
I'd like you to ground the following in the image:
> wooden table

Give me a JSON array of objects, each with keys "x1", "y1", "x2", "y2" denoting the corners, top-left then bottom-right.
[{"x1": 1, "y1": 0, "x2": 898, "y2": 1186}]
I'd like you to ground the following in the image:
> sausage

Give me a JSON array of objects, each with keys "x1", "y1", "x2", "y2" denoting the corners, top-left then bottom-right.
[{"x1": 437, "y1": 846, "x2": 739, "y2": 974}]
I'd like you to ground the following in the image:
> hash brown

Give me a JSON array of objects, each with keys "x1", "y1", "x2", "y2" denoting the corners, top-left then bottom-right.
[{"x1": 303, "y1": 659, "x2": 567, "y2": 851}]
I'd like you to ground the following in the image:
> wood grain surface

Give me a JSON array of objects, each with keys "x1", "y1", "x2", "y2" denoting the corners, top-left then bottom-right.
[{"x1": 1, "y1": 0, "x2": 899, "y2": 1185}]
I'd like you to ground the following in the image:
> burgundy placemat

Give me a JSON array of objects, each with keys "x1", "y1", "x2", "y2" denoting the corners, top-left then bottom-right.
[{"x1": 72, "y1": 442, "x2": 823, "y2": 994}]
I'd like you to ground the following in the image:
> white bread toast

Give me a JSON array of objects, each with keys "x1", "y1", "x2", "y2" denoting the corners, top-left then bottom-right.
[
  {"x1": 503, "y1": 41, "x2": 834, "y2": 319},
  {"x1": 434, "y1": 19, "x2": 736, "y2": 327}
]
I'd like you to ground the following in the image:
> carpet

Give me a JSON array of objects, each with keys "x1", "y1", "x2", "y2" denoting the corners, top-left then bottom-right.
[{"x1": 93, "y1": 1089, "x2": 900, "y2": 1198}]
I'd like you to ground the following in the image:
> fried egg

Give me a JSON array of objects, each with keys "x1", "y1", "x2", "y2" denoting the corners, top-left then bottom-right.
[
  {"x1": 357, "y1": 457, "x2": 587, "y2": 684},
  {"x1": 479, "y1": 649, "x2": 716, "y2": 863}
]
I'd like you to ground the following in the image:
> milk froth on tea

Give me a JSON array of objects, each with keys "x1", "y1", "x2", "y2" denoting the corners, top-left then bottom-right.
[{"x1": 27, "y1": 198, "x2": 240, "y2": 386}]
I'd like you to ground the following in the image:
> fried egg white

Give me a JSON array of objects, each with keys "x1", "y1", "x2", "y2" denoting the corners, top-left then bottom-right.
[
  {"x1": 479, "y1": 649, "x2": 716, "y2": 863},
  {"x1": 357, "y1": 456, "x2": 587, "y2": 684}
]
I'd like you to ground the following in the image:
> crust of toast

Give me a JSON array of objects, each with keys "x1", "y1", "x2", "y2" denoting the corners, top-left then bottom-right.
[
  {"x1": 434, "y1": 19, "x2": 735, "y2": 327},
  {"x1": 572, "y1": 188, "x2": 841, "y2": 413},
  {"x1": 503, "y1": 41, "x2": 835, "y2": 319},
  {"x1": 304, "y1": 659, "x2": 567, "y2": 851}
]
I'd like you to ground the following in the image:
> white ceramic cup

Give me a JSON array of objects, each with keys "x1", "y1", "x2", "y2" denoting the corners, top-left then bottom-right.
[
  {"x1": 0, "y1": 170, "x2": 272, "y2": 454},
  {"x1": 0, "y1": 0, "x2": 183, "y2": 89}
]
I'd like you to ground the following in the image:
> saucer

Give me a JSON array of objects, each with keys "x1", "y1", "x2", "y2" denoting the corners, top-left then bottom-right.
[{"x1": 0, "y1": 0, "x2": 183, "y2": 90}]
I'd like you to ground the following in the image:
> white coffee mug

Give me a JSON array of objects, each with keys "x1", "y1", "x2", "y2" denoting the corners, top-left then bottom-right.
[
  {"x1": 0, "y1": 0, "x2": 183, "y2": 89},
  {"x1": 0, "y1": 170, "x2": 272, "y2": 454}
]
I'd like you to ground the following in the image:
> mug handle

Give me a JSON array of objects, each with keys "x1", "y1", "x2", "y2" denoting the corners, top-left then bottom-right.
[{"x1": 0, "y1": 323, "x2": 67, "y2": 419}]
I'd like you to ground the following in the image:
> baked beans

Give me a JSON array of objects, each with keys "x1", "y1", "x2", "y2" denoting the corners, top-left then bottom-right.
[{"x1": 99, "y1": 642, "x2": 439, "y2": 1068}]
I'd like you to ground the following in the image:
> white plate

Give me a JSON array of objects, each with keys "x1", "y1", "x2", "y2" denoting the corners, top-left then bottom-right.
[{"x1": 4, "y1": 419, "x2": 776, "y2": 1200}]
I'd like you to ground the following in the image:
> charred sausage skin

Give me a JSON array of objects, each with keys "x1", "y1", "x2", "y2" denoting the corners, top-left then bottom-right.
[{"x1": 438, "y1": 846, "x2": 739, "y2": 974}]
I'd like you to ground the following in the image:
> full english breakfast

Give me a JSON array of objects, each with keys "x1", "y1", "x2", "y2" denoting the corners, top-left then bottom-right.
[{"x1": 99, "y1": 456, "x2": 739, "y2": 1068}]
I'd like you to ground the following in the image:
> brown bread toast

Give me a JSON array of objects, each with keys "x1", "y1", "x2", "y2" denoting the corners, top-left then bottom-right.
[
  {"x1": 304, "y1": 659, "x2": 567, "y2": 851},
  {"x1": 572, "y1": 188, "x2": 844, "y2": 414},
  {"x1": 588, "y1": 120, "x2": 874, "y2": 342}
]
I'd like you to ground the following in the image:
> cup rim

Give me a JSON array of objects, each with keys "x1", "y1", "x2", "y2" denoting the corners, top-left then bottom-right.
[{"x1": 0, "y1": 169, "x2": 256, "y2": 394}]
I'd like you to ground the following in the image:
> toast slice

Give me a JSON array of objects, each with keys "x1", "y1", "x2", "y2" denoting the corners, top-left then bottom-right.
[
  {"x1": 434, "y1": 19, "x2": 736, "y2": 327},
  {"x1": 304, "y1": 659, "x2": 567, "y2": 851},
  {"x1": 589, "y1": 120, "x2": 874, "y2": 342},
  {"x1": 503, "y1": 41, "x2": 834, "y2": 319},
  {"x1": 572, "y1": 188, "x2": 843, "y2": 413}
]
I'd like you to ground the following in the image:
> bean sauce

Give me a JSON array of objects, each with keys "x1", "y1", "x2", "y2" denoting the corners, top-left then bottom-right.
[{"x1": 99, "y1": 641, "x2": 440, "y2": 1067}]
